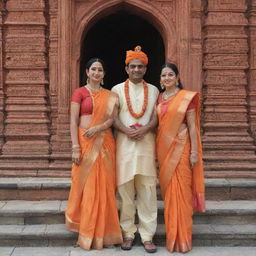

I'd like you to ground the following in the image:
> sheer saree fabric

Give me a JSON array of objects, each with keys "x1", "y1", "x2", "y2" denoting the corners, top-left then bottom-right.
[
  {"x1": 156, "y1": 89, "x2": 205, "y2": 253},
  {"x1": 65, "y1": 89, "x2": 122, "y2": 250}
]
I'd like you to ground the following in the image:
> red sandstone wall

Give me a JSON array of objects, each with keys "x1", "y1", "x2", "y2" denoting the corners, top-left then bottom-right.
[{"x1": 0, "y1": 0, "x2": 255, "y2": 178}]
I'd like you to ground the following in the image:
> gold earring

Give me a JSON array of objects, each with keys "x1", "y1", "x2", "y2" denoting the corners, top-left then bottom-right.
[
  {"x1": 176, "y1": 80, "x2": 179, "y2": 86},
  {"x1": 160, "y1": 83, "x2": 164, "y2": 90},
  {"x1": 101, "y1": 79, "x2": 104, "y2": 86},
  {"x1": 86, "y1": 78, "x2": 89, "y2": 84}
]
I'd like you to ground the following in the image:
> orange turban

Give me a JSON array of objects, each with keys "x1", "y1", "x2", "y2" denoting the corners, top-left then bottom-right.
[{"x1": 125, "y1": 46, "x2": 148, "y2": 65}]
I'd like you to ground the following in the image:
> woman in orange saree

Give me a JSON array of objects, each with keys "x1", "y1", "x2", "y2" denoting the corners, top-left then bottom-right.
[
  {"x1": 65, "y1": 58, "x2": 122, "y2": 250},
  {"x1": 156, "y1": 63, "x2": 205, "y2": 253}
]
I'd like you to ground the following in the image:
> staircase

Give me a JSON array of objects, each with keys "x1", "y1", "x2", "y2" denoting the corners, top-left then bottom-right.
[{"x1": 0, "y1": 177, "x2": 256, "y2": 254}]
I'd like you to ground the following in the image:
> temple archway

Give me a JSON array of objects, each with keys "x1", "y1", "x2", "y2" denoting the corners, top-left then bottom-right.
[{"x1": 80, "y1": 10, "x2": 165, "y2": 89}]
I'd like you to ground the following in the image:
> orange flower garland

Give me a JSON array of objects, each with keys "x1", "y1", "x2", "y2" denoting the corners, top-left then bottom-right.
[{"x1": 124, "y1": 79, "x2": 148, "y2": 119}]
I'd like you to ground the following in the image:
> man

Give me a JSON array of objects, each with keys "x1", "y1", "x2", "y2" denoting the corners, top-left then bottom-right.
[{"x1": 112, "y1": 46, "x2": 159, "y2": 253}]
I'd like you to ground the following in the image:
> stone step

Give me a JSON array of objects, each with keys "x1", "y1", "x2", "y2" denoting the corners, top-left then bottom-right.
[
  {"x1": 0, "y1": 223, "x2": 255, "y2": 247},
  {"x1": 204, "y1": 131, "x2": 250, "y2": 136},
  {"x1": 203, "y1": 144, "x2": 256, "y2": 151},
  {"x1": 204, "y1": 171, "x2": 256, "y2": 179},
  {"x1": 205, "y1": 163, "x2": 256, "y2": 171},
  {"x1": 203, "y1": 122, "x2": 248, "y2": 132},
  {"x1": 203, "y1": 155, "x2": 256, "y2": 162},
  {"x1": 0, "y1": 200, "x2": 255, "y2": 226},
  {"x1": 1, "y1": 178, "x2": 256, "y2": 201},
  {"x1": 1, "y1": 246, "x2": 256, "y2": 256},
  {"x1": 203, "y1": 150, "x2": 256, "y2": 156},
  {"x1": 202, "y1": 136, "x2": 254, "y2": 143}
]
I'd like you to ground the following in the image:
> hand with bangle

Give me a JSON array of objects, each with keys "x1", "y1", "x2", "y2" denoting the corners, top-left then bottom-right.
[
  {"x1": 72, "y1": 144, "x2": 81, "y2": 165},
  {"x1": 190, "y1": 150, "x2": 199, "y2": 169}
]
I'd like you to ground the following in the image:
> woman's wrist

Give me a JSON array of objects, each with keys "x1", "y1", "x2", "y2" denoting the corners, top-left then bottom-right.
[{"x1": 190, "y1": 150, "x2": 198, "y2": 154}]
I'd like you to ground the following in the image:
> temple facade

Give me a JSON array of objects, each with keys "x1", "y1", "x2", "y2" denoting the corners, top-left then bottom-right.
[{"x1": 0, "y1": 0, "x2": 256, "y2": 178}]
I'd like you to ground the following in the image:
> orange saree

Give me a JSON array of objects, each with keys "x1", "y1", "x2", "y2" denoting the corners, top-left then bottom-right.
[
  {"x1": 156, "y1": 90, "x2": 205, "y2": 253},
  {"x1": 65, "y1": 89, "x2": 122, "y2": 250}
]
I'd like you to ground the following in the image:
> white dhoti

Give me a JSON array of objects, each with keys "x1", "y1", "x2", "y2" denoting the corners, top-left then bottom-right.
[
  {"x1": 112, "y1": 81, "x2": 159, "y2": 242},
  {"x1": 118, "y1": 175, "x2": 157, "y2": 242}
]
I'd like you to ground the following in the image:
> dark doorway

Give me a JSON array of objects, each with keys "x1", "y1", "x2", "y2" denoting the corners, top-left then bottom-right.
[{"x1": 80, "y1": 10, "x2": 165, "y2": 90}]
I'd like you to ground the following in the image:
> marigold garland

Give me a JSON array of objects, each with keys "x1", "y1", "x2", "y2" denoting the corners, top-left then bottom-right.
[{"x1": 124, "y1": 79, "x2": 148, "y2": 119}]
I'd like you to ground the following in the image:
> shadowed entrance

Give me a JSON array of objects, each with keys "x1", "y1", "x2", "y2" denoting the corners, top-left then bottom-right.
[{"x1": 80, "y1": 10, "x2": 165, "y2": 90}]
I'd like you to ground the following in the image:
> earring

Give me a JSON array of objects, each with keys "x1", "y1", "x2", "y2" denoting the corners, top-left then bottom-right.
[
  {"x1": 86, "y1": 78, "x2": 89, "y2": 84},
  {"x1": 101, "y1": 79, "x2": 104, "y2": 86},
  {"x1": 176, "y1": 80, "x2": 179, "y2": 86},
  {"x1": 160, "y1": 83, "x2": 164, "y2": 90}
]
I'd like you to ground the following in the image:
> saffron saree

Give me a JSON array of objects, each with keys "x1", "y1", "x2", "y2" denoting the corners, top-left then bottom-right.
[
  {"x1": 65, "y1": 89, "x2": 123, "y2": 250},
  {"x1": 156, "y1": 89, "x2": 205, "y2": 253}
]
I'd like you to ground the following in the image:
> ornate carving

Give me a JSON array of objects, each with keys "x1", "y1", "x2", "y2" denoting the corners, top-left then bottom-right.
[
  {"x1": 6, "y1": 70, "x2": 46, "y2": 83},
  {"x1": 205, "y1": 27, "x2": 247, "y2": 38},
  {"x1": 206, "y1": 13, "x2": 248, "y2": 26},
  {"x1": 204, "y1": 38, "x2": 248, "y2": 53},
  {"x1": 205, "y1": 70, "x2": 246, "y2": 85},
  {"x1": 5, "y1": 12, "x2": 46, "y2": 25},
  {"x1": 5, "y1": 38, "x2": 46, "y2": 52},
  {"x1": 0, "y1": 1, "x2": 4, "y2": 153},
  {"x1": 6, "y1": 0, "x2": 45, "y2": 10},
  {"x1": 5, "y1": 53, "x2": 47, "y2": 68},
  {"x1": 208, "y1": 0, "x2": 246, "y2": 11},
  {"x1": 204, "y1": 54, "x2": 248, "y2": 68},
  {"x1": 158, "y1": 1, "x2": 175, "y2": 23},
  {"x1": 5, "y1": 26, "x2": 45, "y2": 37},
  {"x1": 6, "y1": 85, "x2": 47, "y2": 97}
]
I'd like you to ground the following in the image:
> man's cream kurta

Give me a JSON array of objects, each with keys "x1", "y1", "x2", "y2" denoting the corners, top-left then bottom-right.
[{"x1": 112, "y1": 80, "x2": 159, "y2": 186}]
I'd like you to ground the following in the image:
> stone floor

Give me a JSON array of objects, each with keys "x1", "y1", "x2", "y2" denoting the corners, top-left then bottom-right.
[{"x1": 1, "y1": 246, "x2": 256, "y2": 256}]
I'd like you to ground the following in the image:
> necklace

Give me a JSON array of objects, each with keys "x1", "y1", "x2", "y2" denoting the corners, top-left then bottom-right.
[
  {"x1": 163, "y1": 88, "x2": 179, "y2": 100},
  {"x1": 124, "y1": 79, "x2": 148, "y2": 119},
  {"x1": 86, "y1": 84, "x2": 102, "y2": 92}
]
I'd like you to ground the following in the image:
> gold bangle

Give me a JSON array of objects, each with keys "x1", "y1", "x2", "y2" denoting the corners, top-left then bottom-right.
[
  {"x1": 72, "y1": 144, "x2": 80, "y2": 149},
  {"x1": 72, "y1": 148, "x2": 81, "y2": 152}
]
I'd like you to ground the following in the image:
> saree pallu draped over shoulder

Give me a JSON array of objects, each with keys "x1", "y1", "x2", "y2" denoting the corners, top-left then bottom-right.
[
  {"x1": 156, "y1": 90, "x2": 205, "y2": 253},
  {"x1": 65, "y1": 89, "x2": 123, "y2": 250}
]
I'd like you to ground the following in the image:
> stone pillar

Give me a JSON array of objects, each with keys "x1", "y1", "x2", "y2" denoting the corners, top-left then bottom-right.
[
  {"x1": 248, "y1": 0, "x2": 256, "y2": 139},
  {"x1": 189, "y1": 0, "x2": 203, "y2": 92},
  {"x1": 202, "y1": 0, "x2": 256, "y2": 178},
  {"x1": 0, "y1": 1, "x2": 4, "y2": 153},
  {"x1": 48, "y1": 0, "x2": 72, "y2": 176},
  {"x1": 1, "y1": 0, "x2": 50, "y2": 176}
]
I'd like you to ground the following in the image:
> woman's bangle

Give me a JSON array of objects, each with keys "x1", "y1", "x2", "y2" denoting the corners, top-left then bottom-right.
[
  {"x1": 72, "y1": 144, "x2": 80, "y2": 149},
  {"x1": 191, "y1": 151, "x2": 198, "y2": 154}
]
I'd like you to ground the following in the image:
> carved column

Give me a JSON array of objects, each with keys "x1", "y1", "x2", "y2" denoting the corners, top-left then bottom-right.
[
  {"x1": 248, "y1": 0, "x2": 256, "y2": 139},
  {"x1": 48, "y1": 0, "x2": 73, "y2": 176},
  {"x1": 1, "y1": 0, "x2": 50, "y2": 176},
  {"x1": 202, "y1": 0, "x2": 256, "y2": 178},
  {"x1": 189, "y1": 0, "x2": 203, "y2": 92},
  {"x1": 0, "y1": 1, "x2": 4, "y2": 153}
]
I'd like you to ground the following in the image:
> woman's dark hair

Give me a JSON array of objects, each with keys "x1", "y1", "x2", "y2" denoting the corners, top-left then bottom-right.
[
  {"x1": 81, "y1": 58, "x2": 106, "y2": 86},
  {"x1": 161, "y1": 63, "x2": 183, "y2": 89},
  {"x1": 85, "y1": 57, "x2": 106, "y2": 72}
]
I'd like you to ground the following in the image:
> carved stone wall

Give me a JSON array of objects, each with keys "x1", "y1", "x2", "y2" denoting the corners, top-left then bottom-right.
[
  {"x1": 0, "y1": 0, "x2": 256, "y2": 178},
  {"x1": 0, "y1": 0, "x2": 50, "y2": 176},
  {"x1": 248, "y1": 0, "x2": 256, "y2": 138},
  {"x1": 202, "y1": 0, "x2": 256, "y2": 178},
  {"x1": 0, "y1": 1, "x2": 4, "y2": 154}
]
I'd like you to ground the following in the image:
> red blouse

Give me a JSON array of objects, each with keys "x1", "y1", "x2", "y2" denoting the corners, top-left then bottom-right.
[
  {"x1": 71, "y1": 87, "x2": 93, "y2": 116},
  {"x1": 158, "y1": 93, "x2": 195, "y2": 121}
]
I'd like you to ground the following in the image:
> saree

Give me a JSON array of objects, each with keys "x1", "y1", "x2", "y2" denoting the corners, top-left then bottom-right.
[
  {"x1": 156, "y1": 89, "x2": 205, "y2": 253},
  {"x1": 65, "y1": 89, "x2": 123, "y2": 250}
]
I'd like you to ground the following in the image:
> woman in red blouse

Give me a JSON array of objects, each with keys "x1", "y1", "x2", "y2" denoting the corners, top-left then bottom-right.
[
  {"x1": 156, "y1": 63, "x2": 205, "y2": 253},
  {"x1": 65, "y1": 58, "x2": 122, "y2": 250}
]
